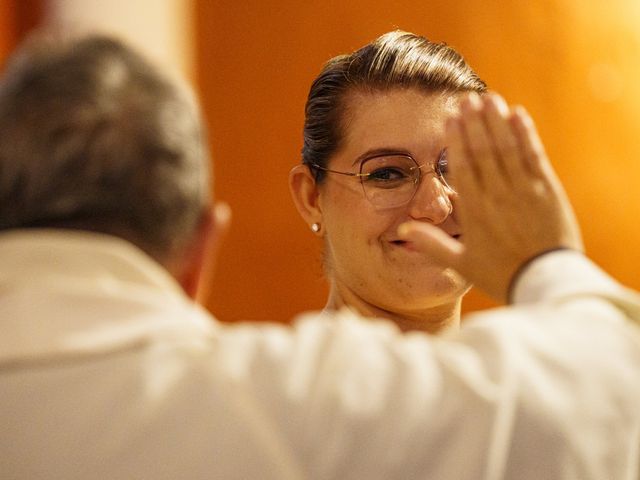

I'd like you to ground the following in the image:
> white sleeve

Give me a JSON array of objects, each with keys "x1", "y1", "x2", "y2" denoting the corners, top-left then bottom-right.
[
  {"x1": 216, "y1": 254, "x2": 640, "y2": 480},
  {"x1": 511, "y1": 249, "x2": 640, "y2": 324}
]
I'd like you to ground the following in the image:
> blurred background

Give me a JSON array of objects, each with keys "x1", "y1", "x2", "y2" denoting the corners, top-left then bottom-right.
[{"x1": 1, "y1": 0, "x2": 639, "y2": 322}]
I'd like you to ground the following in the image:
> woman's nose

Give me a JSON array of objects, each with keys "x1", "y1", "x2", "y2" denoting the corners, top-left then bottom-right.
[{"x1": 407, "y1": 174, "x2": 453, "y2": 224}]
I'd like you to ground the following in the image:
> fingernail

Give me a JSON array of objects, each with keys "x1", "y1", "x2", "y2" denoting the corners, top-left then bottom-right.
[
  {"x1": 488, "y1": 93, "x2": 508, "y2": 114},
  {"x1": 513, "y1": 105, "x2": 532, "y2": 126},
  {"x1": 467, "y1": 92, "x2": 482, "y2": 108},
  {"x1": 397, "y1": 223, "x2": 411, "y2": 238}
]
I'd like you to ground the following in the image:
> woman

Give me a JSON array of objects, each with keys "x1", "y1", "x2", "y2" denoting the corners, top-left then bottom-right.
[{"x1": 289, "y1": 31, "x2": 487, "y2": 333}]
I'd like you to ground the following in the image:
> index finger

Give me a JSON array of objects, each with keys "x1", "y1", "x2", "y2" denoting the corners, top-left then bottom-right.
[{"x1": 445, "y1": 115, "x2": 480, "y2": 222}]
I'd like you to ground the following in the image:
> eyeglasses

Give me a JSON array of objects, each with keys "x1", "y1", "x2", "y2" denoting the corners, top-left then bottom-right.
[{"x1": 310, "y1": 151, "x2": 454, "y2": 209}]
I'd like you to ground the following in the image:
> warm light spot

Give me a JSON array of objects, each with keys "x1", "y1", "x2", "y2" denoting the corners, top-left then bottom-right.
[{"x1": 588, "y1": 63, "x2": 624, "y2": 103}]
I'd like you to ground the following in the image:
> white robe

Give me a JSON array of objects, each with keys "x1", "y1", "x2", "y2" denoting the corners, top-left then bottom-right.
[{"x1": 1, "y1": 229, "x2": 639, "y2": 480}]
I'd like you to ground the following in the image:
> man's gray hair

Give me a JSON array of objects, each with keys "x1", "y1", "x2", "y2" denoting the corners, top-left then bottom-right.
[{"x1": 0, "y1": 33, "x2": 210, "y2": 261}]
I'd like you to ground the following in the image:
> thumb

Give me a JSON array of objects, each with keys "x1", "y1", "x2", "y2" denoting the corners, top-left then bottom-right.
[{"x1": 397, "y1": 221, "x2": 464, "y2": 270}]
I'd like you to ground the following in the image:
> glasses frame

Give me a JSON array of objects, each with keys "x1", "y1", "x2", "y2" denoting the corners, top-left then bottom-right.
[{"x1": 309, "y1": 151, "x2": 453, "y2": 208}]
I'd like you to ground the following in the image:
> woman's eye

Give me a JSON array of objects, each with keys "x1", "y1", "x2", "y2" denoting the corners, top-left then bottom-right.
[
  {"x1": 437, "y1": 152, "x2": 449, "y2": 177},
  {"x1": 437, "y1": 160, "x2": 448, "y2": 176},
  {"x1": 367, "y1": 167, "x2": 408, "y2": 182}
]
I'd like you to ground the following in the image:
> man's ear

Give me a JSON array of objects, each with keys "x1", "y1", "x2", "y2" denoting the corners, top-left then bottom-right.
[
  {"x1": 177, "y1": 202, "x2": 231, "y2": 301},
  {"x1": 288, "y1": 164, "x2": 323, "y2": 235}
]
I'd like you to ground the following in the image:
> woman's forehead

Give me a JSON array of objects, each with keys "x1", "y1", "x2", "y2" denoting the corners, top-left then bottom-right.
[{"x1": 337, "y1": 89, "x2": 461, "y2": 158}]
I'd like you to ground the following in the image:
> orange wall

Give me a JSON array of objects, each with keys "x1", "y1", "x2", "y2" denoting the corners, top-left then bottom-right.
[
  {"x1": 0, "y1": 1, "x2": 43, "y2": 67},
  {"x1": 0, "y1": 1, "x2": 21, "y2": 63},
  {"x1": 196, "y1": 0, "x2": 640, "y2": 323}
]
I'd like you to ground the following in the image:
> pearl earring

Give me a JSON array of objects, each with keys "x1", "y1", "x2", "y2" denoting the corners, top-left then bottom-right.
[{"x1": 311, "y1": 223, "x2": 320, "y2": 233}]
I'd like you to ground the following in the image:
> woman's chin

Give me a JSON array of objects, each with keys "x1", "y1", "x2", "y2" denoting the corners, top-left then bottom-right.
[{"x1": 389, "y1": 268, "x2": 470, "y2": 305}]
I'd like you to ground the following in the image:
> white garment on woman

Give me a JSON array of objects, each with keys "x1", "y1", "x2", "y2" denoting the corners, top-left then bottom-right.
[{"x1": 1, "y1": 230, "x2": 639, "y2": 480}]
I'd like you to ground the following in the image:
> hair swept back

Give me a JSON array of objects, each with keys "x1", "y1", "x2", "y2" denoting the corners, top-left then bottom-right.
[{"x1": 302, "y1": 30, "x2": 487, "y2": 181}]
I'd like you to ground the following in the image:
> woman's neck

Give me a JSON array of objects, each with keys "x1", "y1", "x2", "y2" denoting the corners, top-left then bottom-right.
[{"x1": 325, "y1": 286, "x2": 461, "y2": 334}]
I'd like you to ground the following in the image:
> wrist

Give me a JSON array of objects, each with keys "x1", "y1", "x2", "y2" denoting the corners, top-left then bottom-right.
[{"x1": 506, "y1": 247, "x2": 575, "y2": 304}]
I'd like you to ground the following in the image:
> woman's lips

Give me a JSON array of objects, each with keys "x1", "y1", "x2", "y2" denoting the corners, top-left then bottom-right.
[
  {"x1": 389, "y1": 233, "x2": 462, "y2": 253},
  {"x1": 390, "y1": 240, "x2": 418, "y2": 251},
  {"x1": 390, "y1": 233, "x2": 461, "y2": 244}
]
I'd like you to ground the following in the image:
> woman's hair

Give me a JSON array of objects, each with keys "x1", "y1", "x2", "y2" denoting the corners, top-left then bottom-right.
[{"x1": 302, "y1": 30, "x2": 487, "y2": 181}]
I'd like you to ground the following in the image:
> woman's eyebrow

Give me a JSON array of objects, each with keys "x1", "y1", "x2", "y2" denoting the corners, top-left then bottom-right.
[{"x1": 352, "y1": 147, "x2": 411, "y2": 166}]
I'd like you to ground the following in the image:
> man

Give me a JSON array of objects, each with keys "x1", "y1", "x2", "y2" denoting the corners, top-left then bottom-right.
[{"x1": 0, "y1": 33, "x2": 638, "y2": 480}]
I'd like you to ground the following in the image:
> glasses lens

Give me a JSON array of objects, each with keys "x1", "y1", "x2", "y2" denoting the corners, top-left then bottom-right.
[
  {"x1": 436, "y1": 149, "x2": 455, "y2": 192},
  {"x1": 360, "y1": 155, "x2": 419, "y2": 208}
]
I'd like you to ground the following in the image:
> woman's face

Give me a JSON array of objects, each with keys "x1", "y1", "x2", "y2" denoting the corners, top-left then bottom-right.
[{"x1": 318, "y1": 88, "x2": 470, "y2": 316}]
